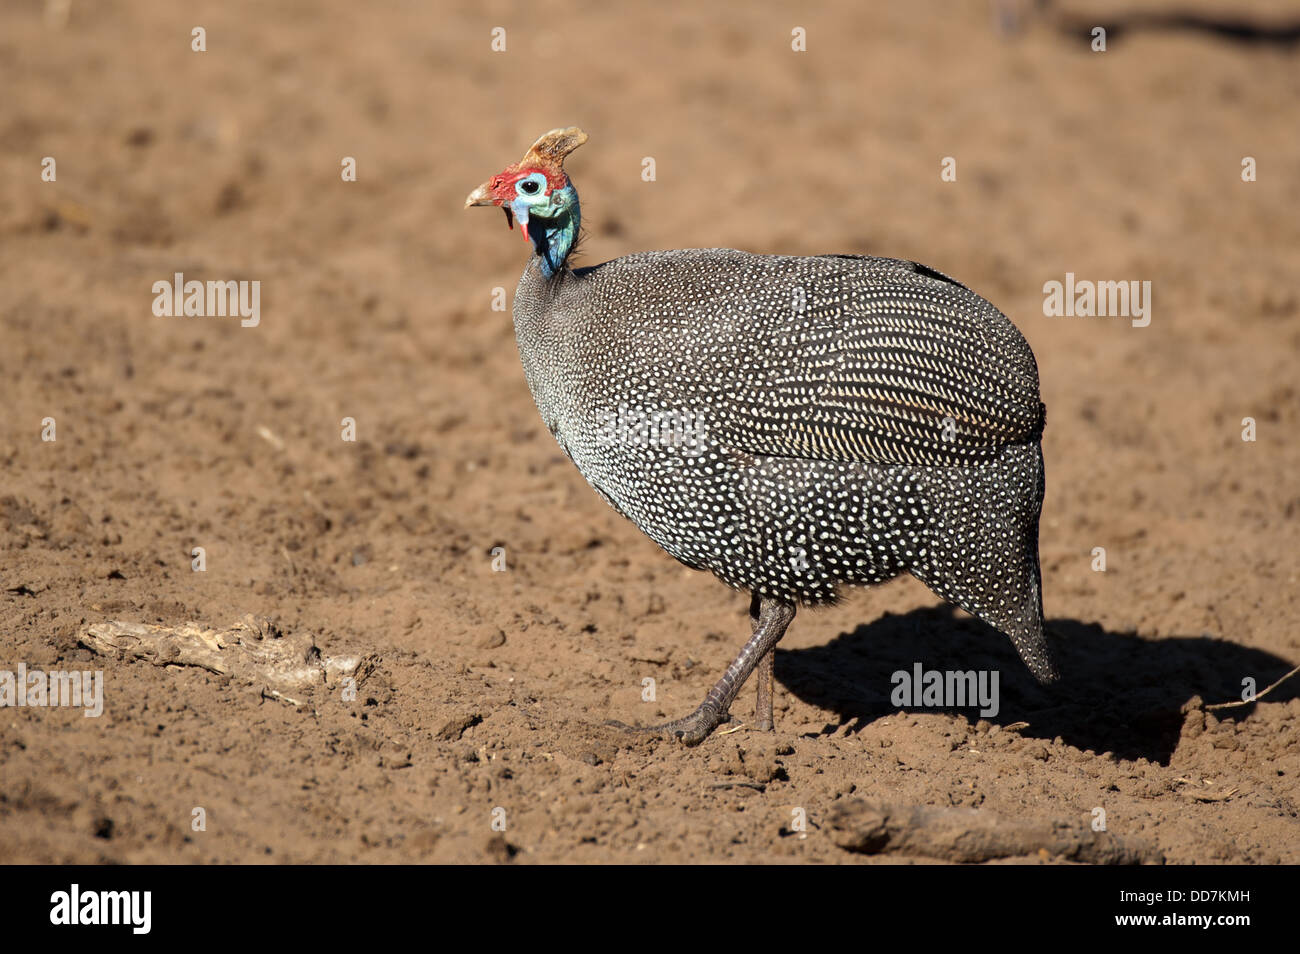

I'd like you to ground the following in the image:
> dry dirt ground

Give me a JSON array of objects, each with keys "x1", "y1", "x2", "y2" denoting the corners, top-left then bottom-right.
[{"x1": 1, "y1": 0, "x2": 1297, "y2": 864}]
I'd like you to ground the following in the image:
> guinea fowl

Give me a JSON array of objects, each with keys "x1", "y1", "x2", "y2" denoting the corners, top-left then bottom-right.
[{"x1": 466, "y1": 127, "x2": 1055, "y2": 745}]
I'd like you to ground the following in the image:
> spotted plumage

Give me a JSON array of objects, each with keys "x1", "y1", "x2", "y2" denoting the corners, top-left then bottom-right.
[{"x1": 467, "y1": 128, "x2": 1056, "y2": 745}]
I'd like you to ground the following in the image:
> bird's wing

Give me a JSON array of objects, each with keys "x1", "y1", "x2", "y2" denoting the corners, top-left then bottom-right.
[{"x1": 711, "y1": 257, "x2": 1044, "y2": 467}]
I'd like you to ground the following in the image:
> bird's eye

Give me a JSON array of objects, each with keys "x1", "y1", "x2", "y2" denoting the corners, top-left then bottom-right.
[{"x1": 520, "y1": 179, "x2": 541, "y2": 195}]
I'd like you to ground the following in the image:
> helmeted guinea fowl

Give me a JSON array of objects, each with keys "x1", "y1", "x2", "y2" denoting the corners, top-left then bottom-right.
[{"x1": 466, "y1": 127, "x2": 1056, "y2": 745}]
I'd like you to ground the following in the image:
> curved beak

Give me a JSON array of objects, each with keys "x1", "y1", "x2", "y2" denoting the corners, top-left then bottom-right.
[{"x1": 464, "y1": 181, "x2": 496, "y2": 208}]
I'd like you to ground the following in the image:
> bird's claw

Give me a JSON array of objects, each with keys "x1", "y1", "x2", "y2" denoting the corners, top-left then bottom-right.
[{"x1": 605, "y1": 707, "x2": 731, "y2": 747}]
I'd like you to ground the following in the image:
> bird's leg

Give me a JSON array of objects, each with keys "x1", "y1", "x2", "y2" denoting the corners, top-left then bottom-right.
[
  {"x1": 609, "y1": 596, "x2": 795, "y2": 746},
  {"x1": 751, "y1": 593, "x2": 775, "y2": 732},
  {"x1": 755, "y1": 649, "x2": 775, "y2": 732}
]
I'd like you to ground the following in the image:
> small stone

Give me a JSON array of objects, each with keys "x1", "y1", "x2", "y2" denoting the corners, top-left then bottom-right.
[{"x1": 479, "y1": 630, "x2": 507, "y2": 649}]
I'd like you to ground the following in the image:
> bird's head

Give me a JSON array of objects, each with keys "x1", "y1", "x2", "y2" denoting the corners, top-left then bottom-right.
[{"x1": 465, "y1": 127, "x2": 587, "y2": 238}]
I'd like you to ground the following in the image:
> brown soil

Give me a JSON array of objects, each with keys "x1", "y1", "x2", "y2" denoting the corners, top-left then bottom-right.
[{"x1": 1, "y1": 0, "x2": 1297, "y2": 864}]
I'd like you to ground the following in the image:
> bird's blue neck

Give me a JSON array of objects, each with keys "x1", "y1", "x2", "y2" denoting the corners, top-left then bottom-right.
[{"x1": 526, "y1": 185, "x2": 580, "y2": 279}]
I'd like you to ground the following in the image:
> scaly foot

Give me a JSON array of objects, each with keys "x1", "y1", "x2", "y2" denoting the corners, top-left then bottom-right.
[{"x1": 606, "y1": 704, "x2": 732, "y2": 746}]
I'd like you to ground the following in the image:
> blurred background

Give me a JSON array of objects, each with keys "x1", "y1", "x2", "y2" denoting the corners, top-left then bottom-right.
[{"x1": 1, "y1": 0, "x2": 1297, "y2": 863}]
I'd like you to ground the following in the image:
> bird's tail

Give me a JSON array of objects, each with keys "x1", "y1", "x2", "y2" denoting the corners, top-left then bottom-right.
[{"x1": 910, "y1": 442, "x2": 1059, "y2": 683}]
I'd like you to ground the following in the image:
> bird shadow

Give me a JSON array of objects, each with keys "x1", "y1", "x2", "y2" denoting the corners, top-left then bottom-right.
[
  {"x1": 1057, "y1": 11, "x2": 1300, "y2": 49},
  {"x1": 776, "y1": 604, "x2": 1298, "y2": 765}
]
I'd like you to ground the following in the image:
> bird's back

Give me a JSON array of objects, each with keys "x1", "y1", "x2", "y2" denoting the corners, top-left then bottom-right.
[{"x1": 516, "y1": 248, "x2": 1043, "y2": 471}]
